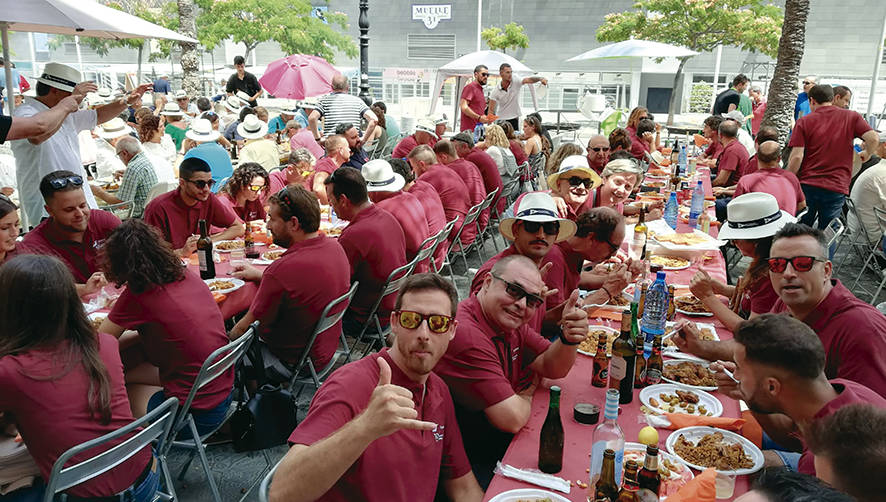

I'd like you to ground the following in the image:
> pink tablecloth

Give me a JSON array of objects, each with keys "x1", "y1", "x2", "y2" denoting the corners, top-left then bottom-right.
[{"x1": 484, "y1": 169, "x2": 751, "y2": 501}]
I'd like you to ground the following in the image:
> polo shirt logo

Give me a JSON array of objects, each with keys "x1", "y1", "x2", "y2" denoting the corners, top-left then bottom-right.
[{"x1": 432, "y1": 424, "x2": 445, "y2": 442}]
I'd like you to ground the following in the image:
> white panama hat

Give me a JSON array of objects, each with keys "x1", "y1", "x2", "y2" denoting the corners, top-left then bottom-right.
[
  {"x1": 414, "y1": 117, "x2": 439, "y2": 139},
  {"x1": 185, "y1": 118, "x2": 221, "y2": 143},
  {"x1": 159, "y1": 102, "x2": 184, "y2": 116},
  {"x1": 499, "y1": 191, "x2": 576, "y2": 243},
  {"x1": 223, "y1": 95, "x2": 244, "y2": 113},
  {"x1": 362, "y1": 159, "x2": 405, "y2": 192},
  {"x1": 717, "y1": 192, "x2": 796, "y2": 241},
  {"x1": 237, "y1": 114, "x2": 269, "y2": 140},
  {"x1": 546, "y1": 155, "x2": 603, "y2": 191},
  {"x1": 95, "y1": 117, "x2": 133, "y2": 140},
  {"x1": 36, "y1": 62, "x2": 81, "y2": 92}
]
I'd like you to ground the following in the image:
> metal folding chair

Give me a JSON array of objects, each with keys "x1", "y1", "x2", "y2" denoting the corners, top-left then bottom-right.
[
  {"x1": 444, "y1": 200, "x2": 485, "y2": 272},
  {"x1": 475, "y1": 187, "x2": 501, "y2": 256},
  {"x1": 102, "y1": 200, "x2": 134, "y2": 220},
  {"x1": 161, "y1": 324, "x2": 268, "y2": 502},
  {"x1": 42, "y1": 397, "x2": 179, "y2": 502},
  {"x1": 823, "y1": 217, "x2": 845, "y2": 260},
  {"x1": 851, "y1": 207, "x2": 886, "y2": 303},
  {"x1": 430, "y1": 217, "x2": 460, "y2": 291},
  {"x1": 258, "y1": 459, "x2": 282, "y2": 502},
  {"x1": 287, "y1": 282, "x2": 359, "y2": 392},
  {"x1": 836, "y1": 198, "x2": 881, "y2": 273}
]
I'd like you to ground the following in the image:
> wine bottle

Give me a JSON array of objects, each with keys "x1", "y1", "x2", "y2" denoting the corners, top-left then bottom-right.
[
  {"x1": 538, "y1": 386, "x2": 564, "y2": 474},
  {"x1": 244, "y1": 224, "x2": 259, "y2": 259},
  {"x1": 609, "y1": 309, "x2": 637, "y2": 404},
  {"x1": 197, "y1": 219, "x2": 215, "y2": 280}
]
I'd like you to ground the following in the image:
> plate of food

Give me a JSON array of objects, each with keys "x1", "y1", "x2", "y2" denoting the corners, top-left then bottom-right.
[
  {"x1": 486, "y1": 488, "x2": 571, "y2": 502},
  {"x1": 674, "y1": 294, "x2": 714, "y2": 317},
  {"x1": 577, "y1": 325, "x2": 620, "y2": 357},
  {"x1": 666, "y1": 426, "x2": 764, "y2": 476},
  {"x1": 662, "y1": 322, "x2": 718, "y2": 363},
  {"x1": 623, "y1": 442, "x2": 694, "y2": 498},
  {"x1": 649, "y1": 255, "x2": 691, "y2": 270},
  {"x1": 662, "y1": 360, "x2": 718, "y2": 391},
  {"x1": 261, "y1": 249, "x2": 285, "y2": 261},
  {"x1": 88, "y1": 312, "x2": 107, "y2": 331},
  {"x1": 639, "y1": 384, "x2": 723, "y2": 417},
  {"x1": 203, "y1": 278, "x2": 245, "y2": 294},
  {"x1": 215, "y1": 240, "x2": 245, "y2": 252}
]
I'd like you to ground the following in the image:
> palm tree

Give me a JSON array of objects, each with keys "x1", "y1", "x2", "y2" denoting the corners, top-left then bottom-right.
[
  {"x1": 761, "y1": 0, "x2": 810, "y2": 144},
  {"x1": 177, "y1": 0, "x2": 200, "y2": 97}
]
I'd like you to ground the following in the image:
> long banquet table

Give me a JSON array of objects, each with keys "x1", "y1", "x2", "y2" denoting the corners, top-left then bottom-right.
[{"x1": 483, "y1": 167, "x2": 751, "y2": 501}]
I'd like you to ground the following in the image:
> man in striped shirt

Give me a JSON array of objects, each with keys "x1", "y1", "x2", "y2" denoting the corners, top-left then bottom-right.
[
  {"x1": 91, "y1": 136, "x2": 158, "y2": 218},
  {"x1": 308, "y1": 75, "x2": 378, "y2": 144}
]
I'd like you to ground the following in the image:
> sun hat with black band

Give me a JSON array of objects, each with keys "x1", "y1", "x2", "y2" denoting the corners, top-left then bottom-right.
[
  {"x1": 546, "y1": 154, "x2": 603, "y2": 191},
  {"x1": 237, "y1": 114, "x2": 269, "y2": 140},
  {"x1": 499, "y1": 191, "x2": 576, "y2": 242},
  {"x1": 361, "y1": 159, "x2": 405, "y2": 192},
  {"x1": 223, "y1": 95, "x2": 244, "y2": 113},
  {"x1": 95, "y1": 117, "x2": 133, "y2": 140},
  {"x1": 185, "y1": 118, "x2": 221, "y2": 143},
  {"x1": 36, "y1": 62, "x2": 81, "y2": 93},
  {"x1": 160, "y1": 102, "x2": 184, "y2": 117},
  {"x1": 414, "y1": 117, "x2": 439, "y2": 139},
  {"x1": 717, "y1": 192, "x2": 796, "y2": 241}
]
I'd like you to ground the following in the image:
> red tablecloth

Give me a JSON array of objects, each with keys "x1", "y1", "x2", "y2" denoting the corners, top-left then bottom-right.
[{"x1": 484, "y1": 168, "x2": 750, "y2": 501}]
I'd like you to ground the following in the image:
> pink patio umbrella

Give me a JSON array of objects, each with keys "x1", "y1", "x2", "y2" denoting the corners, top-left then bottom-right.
[{"x1": 259, "y1": 54, "x2": 341, "y2": 100}]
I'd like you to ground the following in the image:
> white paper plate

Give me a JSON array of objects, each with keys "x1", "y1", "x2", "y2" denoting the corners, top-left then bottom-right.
[
  {"x1": 640, "y1": 383, "x2": 723, "y2": 417},
  {"x1": 487, "y1": 488, "x2": 571, "y2": 502},
  {"x1": 666, "y1": 426, "x2": 764, "y2": 476},
  {"x1": 88, "y1": 312, "x2": 107, "y2": 323},
  {"x1": 582, "y1": 291, "x2": 633, "y2": 311},
  {"x1": 674, "y1": 295, "x2": 714, "y2": 317},
  {"x1": 661, "y1": 360, "x2": 719, "y2": 391},
  {"x1": 261, "y1": 250, "x2": 285, "y2": 262},
  {"x1": 214, "y1": 240, "x2": 265, "y2": 253},
  {"x1": 662, "y1": 322, "x2": 718, "y2": 363},
  {"x1": 577, "y1": 325, "x2": 619, "y2": 357},
  {"x1": 648, "y1": 255, "x2": 691, "y2": 270},
  {"x1": 203, "y1": 278, "x2": 245, "y2": 294}
]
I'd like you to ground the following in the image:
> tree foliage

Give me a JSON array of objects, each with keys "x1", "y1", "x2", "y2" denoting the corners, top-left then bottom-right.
[
  {"x1": 481, "y1": 23, "x2": 530, "y2": 54},
  {"x1": 194, "y1": 0, "x2": 357, "y2": 62}
]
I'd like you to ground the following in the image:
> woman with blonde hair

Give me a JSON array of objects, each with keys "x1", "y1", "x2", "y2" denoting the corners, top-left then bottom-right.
[
  {"x1": 546, "y1": 143, "x2": 584, "y2": 176},
  {"x1": 481, "y1": 124, "x2": 520, "y2": 202},
  {"x1": 499, "y1": 121, "x2": 528, "y2": 165},
  {"x1": 597, "y1": 158, "x2": 653, "y2": 216}
]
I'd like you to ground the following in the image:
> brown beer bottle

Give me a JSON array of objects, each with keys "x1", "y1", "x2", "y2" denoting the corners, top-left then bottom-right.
[
  {"x1": 645, "y1": 335, "x2": 663, "y2": 386},
  {"x1": 632, "y1": 302, "x2": 646, "y2": 389},
  {"x1": 196, "y1": 219, "x2": 215, "y2": 280},
  {"x1": 638, "y1": 283, "x2": 648, "y2": 319},
  {"x1": 616, "y1": 460, "x2": 641, "y2": 502},
  {"x1": 244, "y1": 224, "x2": 259, "y2": 259},
  {"x1": 592, "y1": 334, "x2": 609, "y2": 388},
  {"x1": 609, "y1": 309, "x2": 636, "y2": 404},
  {"x1": 538, "y1": 386, "x2": 564, "y2": 474},
  {"x1": 636, "y1": 445, "x2": 661, "y2": 501},
  {"x1": 666, "y1": 285, "x2": 676, "y2": 321},
  {"x1": 593, "y1": 449, "x2": 619, "y2": 502}
]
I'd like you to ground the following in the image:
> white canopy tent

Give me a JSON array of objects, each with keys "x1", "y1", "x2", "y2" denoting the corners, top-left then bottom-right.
[{"x1": 429, "y1": 50, "x2": 540, "y2": 131}]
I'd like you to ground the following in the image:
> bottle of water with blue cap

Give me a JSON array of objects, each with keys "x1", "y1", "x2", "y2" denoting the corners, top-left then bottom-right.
[
  {"x1": 590, "y1": 389, "x2": 625, "y2": 488},
  {"x1": 678, "y1": 144, "x2": 688, "y2": 176},
  {"x1": 688, "y1": 180, "x2": 705, "y2": 229},
  {"x1": 664, "y1": 191, "x2": 678, "y2": 229},
  {"x1": 641, "y1": 271, "x2": 669, "y2": 353}
]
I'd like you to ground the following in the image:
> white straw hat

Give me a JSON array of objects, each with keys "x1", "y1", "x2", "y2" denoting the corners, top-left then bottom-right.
[
  {"x1": 173, "y1": 89, "x2": 188, "y2": 100},
  {"x1": 185, "y1": 118, "x2": 221, "y2": 143},
  {"x1": 159, "y1": 102, "x2": 184, "y2": 116},
  {"x1": 499, "y1": 191, "x2": 576, "y2": 242},
  {"x1": 36, "y1": 62, "x2": 81, "y2": 92},
  {"x1": 223, "y1": 95, "x2": 244, "y2": 113},
  {"x1": 546, "y1": 155, "x2": 603, "y2": 191},
  {"x1": 362, "y1": 159, "x2": 405, "y2": 192},
  {"x1": 95, "y1": 117, "x2": 133, "y2": 140},
  {"x1": 717, "y1": 192, "x2": 796, "y2": 241},
  {"x1": 414, "y1": 117, "x2": 439, "y2": 139},
  {"x1": 237, "y1": 114, "x2": 269, "y2": 140}
]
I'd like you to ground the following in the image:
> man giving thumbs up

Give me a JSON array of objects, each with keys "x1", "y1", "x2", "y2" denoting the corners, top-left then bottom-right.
[{"x1": 270, "y1": 273, "x2": 484, "y2": 502}]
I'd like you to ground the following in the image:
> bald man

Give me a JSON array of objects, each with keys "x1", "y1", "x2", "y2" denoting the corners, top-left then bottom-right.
[
  {"x1": 309, "y1": 75, "x2": 377, "y2": 144},
  {"x1": 733, "y1": 141, "x2": 806, "y2": 215},
  {"x1": 586, "y1": 135, "x2": 611, "y2": 174}
]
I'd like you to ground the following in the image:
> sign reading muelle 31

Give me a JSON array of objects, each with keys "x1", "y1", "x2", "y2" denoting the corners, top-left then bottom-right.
[{"x1": 412, "y1": 4, "x2": 451, "y2": 29}]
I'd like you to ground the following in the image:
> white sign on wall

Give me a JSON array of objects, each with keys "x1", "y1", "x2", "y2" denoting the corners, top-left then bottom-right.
[{"x1": 412, "y1": 4, "x2": 451, "y2": 30}]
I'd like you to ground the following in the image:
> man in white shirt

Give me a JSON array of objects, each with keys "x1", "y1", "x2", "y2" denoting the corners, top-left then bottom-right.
[
  {"x1": 848, "y1": 132, "x2": 886, "y2": 247},
  {"x1": 488, "y1": 63, "x2": 547, "y2": 131},
  {"x1": 11, "y1": 62, "x2": 150, "y2": 228}
]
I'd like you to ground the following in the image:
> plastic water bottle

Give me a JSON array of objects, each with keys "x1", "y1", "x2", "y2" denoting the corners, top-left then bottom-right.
[
  {"x1": 688, "y1": 180, "x2": 705, "y2": 229},
  {"x1": 590, "y1": 389, "x2": 625, "y2": 488},
  {"x1": 678, "y1": 144, "x2": 688, "y2": 176},
  {"x1": 473, "y1": 123, "x2": 484, "y2": 143},
  {"x1": 329, "y1": 207, "x2": 338, "y2": 225},
  {"x1": 664, "y1": 192, "x2": 678, "y2": 229},
  {"x1": 641, "y1": 272, "x2": 669, "y2": 352}
]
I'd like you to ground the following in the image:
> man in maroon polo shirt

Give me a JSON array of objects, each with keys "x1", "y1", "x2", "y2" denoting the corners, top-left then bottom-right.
[
  {"x1": 697, "y1": 115, "x2": 724, "y2": 168},
  {"x1": 710, "y1": 314, "x2": 886, "y2": 474},
  {"x1": 459, "y1": 65, "x2": 489, "y2": 133},
  {"x1": 712, "y1": 119, "x2": 750, "y2": 187},
  {"x1": 435, "y1": 254, "x2": 590, "y2": 486},
  {"x1": 310, "y1": 134, "x2": 351, "y2": 204},
  {"x1": 734, "y1": 141, "x2": 806, "y2": 216},
  {"x1": 586, "y1": 134, "x2": 611, "y2": 175},
  {"x1": 143, "y1": 157, "x2": 243, "y2": 256},
  {"x1": 407, "y1": 145, "x2": 475, "y2": 245},
  {"x1": 391, "y1": 117, "x2": 438, "y2": 159},
  {"x1": 271, "y1": 274, "x2": 484, "y2": 502},
  {"x1": 390, "y1": 158, "x2": 449, "y2": 270},
  {"x1": 267, "y1": 148, "x2": 314, "y2": 200},
  {"x1": 229, "y1": 185, "x2": 350, "y2": 378},
  {"x1": 675, "y1": 223, "x2": 886, "y2": 399},
  {"x1": 434, "y1": 139, "x2": 489, "y2": 229},
  {"x1": 451, "y1": 132, "x2": 503, "y2": 200},
  {"x1": 788, "y1": 84, "x2": 878, "y2": 229},
  {"x1": 362, "y1": 159, "x2": 431, "y2": 271},
  {"x1": 326, "y1": 167, "x2": 407, "y2": 335},
  {"x1": 23, "y1": 170, "x2": 120, "y2": 296}
]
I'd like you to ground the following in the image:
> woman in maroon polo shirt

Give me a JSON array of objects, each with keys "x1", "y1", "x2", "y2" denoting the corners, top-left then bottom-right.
[
  {"x1": 0, "y1": 255, "x2": 159, "y2": 501},
  {"x1": 0, "y1": 195, "x2": 24, "y2": 265},
  {"x1": 98, "y1": 220, "x2": 234, "y2": 436},
  {"x1": 217, "y1": 162, "x2": 269, "y2": 223}
]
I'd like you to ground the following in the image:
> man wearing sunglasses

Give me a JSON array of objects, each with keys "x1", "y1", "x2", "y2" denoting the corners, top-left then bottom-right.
[
  {"x1": 676, "y1": 223, "x2": 886, "y2": 399},
  {"x1": 143, "y1": 157, "x2": 243, "y2": 257},
  {"x1": 586, "y1": 135, "x2": 611, "y2": 175},
  {"x1": 794, "y1": 76, "x2": 817, "y2": 122},
  {"x1": 436, "y1": 254, "x2": 589, "y2": 487},
  {"x1": 547, "y1": 155, "x2": 603, "y2": 221},
  {"x1": 22, "y1": 170, "x2": 120, "y2": 296},
  {"x1": 273, "y1": 274, "x2": 484, "y2": 502},
  {"x1": 459, "y1": 65, "x2": 490, "y2": 133}
]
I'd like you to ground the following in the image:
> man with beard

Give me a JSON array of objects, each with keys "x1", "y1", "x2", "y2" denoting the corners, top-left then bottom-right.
[
  {"x1": 23, "y1": 170, "x2": 120, "y2": 296},
  {"x1": 709, "y1": 314, "x2": 886, "y2": 473},
  {"x1": 270, "y1": 274, "x2": 484, "y2": 502},
  {"x1": 459, "y1": 65, "x2": 489, "y2": 133},
  {"x1": 229, "y1": 185, "x2": 350, "y2": 381}
]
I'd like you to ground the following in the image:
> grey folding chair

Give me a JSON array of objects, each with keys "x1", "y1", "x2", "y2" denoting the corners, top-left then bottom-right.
[
  {"x1": 474, "y1": 187, "x2": 501, "y2": 258},
  {"x1": 102, "y1": 200, "x2": 134, "y2": 220},
  {"x1": 430, "y1": 217, "x2": 460, "y2": 291},
  {"x1": 161, "y1": 323, "x2": 268, "y2": 502},
  {"x1": 851, "y1": 207, "x2": 886, "y2": 303},
  {"x1": 258, "y1": 459, "x2": 282, "y2": 502},
  {"x1": 823, "y1": 217, "x2": 845, "y2": 260},
  {"x1": 445, "y1": 200, "x2": 485, "y2": 272},
  {"x1": 836, "y1": 198, "x2": 881, "y2": 274},
  {"x1": 43, "y1": 397, "x2": 179, "y2": 502},
  {"x1": 288, "y1": 281, "x2": 359, "y2": 392}
]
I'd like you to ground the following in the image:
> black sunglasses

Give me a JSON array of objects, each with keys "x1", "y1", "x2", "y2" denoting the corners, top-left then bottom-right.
[
  {"x1": 48, "y1": 175, "x2": 84, "y2": 190},
  {"x1": 479, "y1": 72, "x2": 490, "y2": 77},
  {"x1": 490, "y1": 272, "x2": 544, "y2": 309},
  {"x1": 185, "y1": 178, "x2": 215, "y2": 189},
  {"x1": 802, "y1": 80, "x2": 813, "y2": 85},
  {"x1": 589, "y1": 147, "x2": 610, "y2": 152},
  {"x1": 568, "y1": 176, "x2": 593, "y2": 188},
  {"x1": 767, "y1": 256, "x2": 825, "y2": 273},
  {"x1": 395, "y1": 310, "x2": 454, "y2": 334},
  {"x1": 520, "y1": 220, "x2": 560, "y2": 236}
]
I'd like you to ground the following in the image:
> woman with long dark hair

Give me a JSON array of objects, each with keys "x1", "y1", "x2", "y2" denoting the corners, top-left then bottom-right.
[
  {"x1": 0, "y1": 255, "x2": 159, "y2": 500},
  {"x1": 219, "y1": 162, "x2": 269, "y2": 222},
  {"x1": 0, "y1": 195, "x2": 23, "y2": 265},
  {"x1": 99, "y1": 219, "x2": 233, "y2": 434}
]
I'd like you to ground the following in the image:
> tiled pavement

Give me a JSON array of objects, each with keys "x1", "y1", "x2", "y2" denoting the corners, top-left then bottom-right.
[{"x1": 171, "y1": 230, "x2": 885, "y2": 501}]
